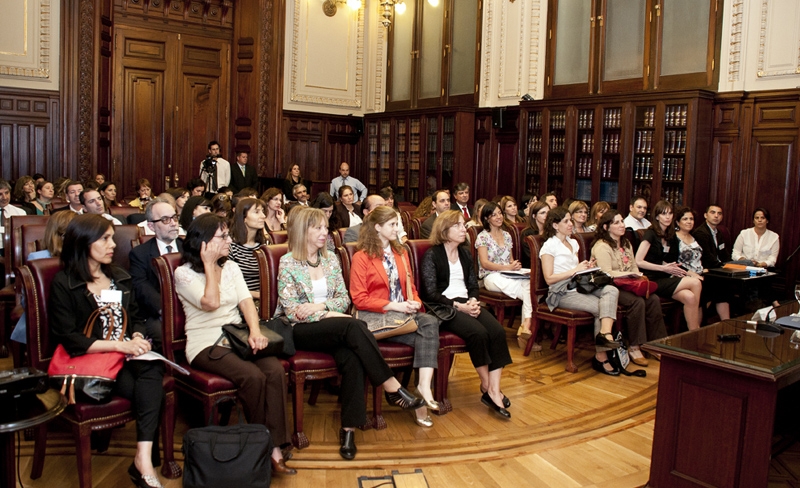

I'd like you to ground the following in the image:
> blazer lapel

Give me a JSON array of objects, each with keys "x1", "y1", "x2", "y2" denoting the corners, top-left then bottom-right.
[{"x1": 370, "y1": 255, "x2": 391, "y2": 290}]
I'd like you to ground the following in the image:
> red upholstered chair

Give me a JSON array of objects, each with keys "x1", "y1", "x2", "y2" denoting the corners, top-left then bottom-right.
[
  {"x1": 511, "y1": 222, "x2": 527, "y2": 260},
  {"x1": 108, "y1": 205, "x2": 143, "y2": 221},
  {"x1": 404, "y1": 239, "x2": 467, "y2": 415},
  {"x1": 18, "y1": 258, "x2": 180, "y2": 487},
  {"x1": 254, "y1": 245, "x2": 344, "y2": 448},
  {"x1": 465, "y1": 226, "x2": 521, "y2": 328},
  {"x1": 336, "y1": 227, "x2": 348, "y2": 245},
  {"x1": 137, "y1": 234, "x2": 156, "y2": 246},
  {"x1": 111, "y1": 225, "x2": 140, "y2": 270},
  {"x1": 19, "y1": 224, "x2": 47, "y2": 265},
  {"x1": 268, "y1": 229, "x2": 288, "y2": 244},
  {"x1": 154, "y1": 254, "x2": 238, "y2": 425},
  {"x1": 525, "y1": 235, "x2": 596, "y2": 372},
  {"x1": 407, "y1": 216, "x2": 427, "y2": 240}
]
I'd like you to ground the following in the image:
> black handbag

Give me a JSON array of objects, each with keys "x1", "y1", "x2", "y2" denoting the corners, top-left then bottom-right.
[
  {"x1": 218, "y1": 317, "x2": 294, "y2": 361},
  {"x1": 423, "y1": 301, "x2": 458, "y2": 322},
  {"x1": 182, "y1": 405, "x2": 273, "y2": 488},
  {"x1": 570, "y1": 270, "x2": 612, "y2": 294}
]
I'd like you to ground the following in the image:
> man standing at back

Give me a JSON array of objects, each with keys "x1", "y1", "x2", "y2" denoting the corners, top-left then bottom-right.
[
  {"x1": 198, "y1": 140, "x2": 231, "y2": 195},
  {"x1": 692, "y1": 204, "x2": 732, "y2": 269},
  {"x1": 330, "y1": 162, "x2": 367, "y2": 203},
  {"x1": 420, "y1": 190, "x2": 451, "y2": 239},
  {"x1": 624, "y1": 196, "x2": 651, "y2": 230},
  {"x1": 129, "y1": 198, "x2": 183, "y2": 351},
  {"x1": 229, "y1": 151, "x2": 258, "y2": 193}
]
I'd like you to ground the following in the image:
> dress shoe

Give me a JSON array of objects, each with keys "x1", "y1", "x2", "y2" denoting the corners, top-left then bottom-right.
[
  {"x1": 128, "y1": 462, "x2": 164, "y2": 488},
  {"x1": 271, "y1": 457, "x2": 297, "y2": 475},
  {"x1": 592, "y1": 357, "x2": 620, "y2": 376},
  {"x1": 280, "y1": 446, "x2": 293, "y2": 462},
  {"x1": 414, "y1": 413, "x2": 434, "y2": 428},
  {"x1": 385, "y1": 387, "x2": 426, "y2": 410},
  {"x1": 480, "y1": 386, "x2": 511, "y2": 408},
  {"x1": 339, "y1": 428, "x2": 357, "y2": 460},
  {"x1": 595, "y1": 332, "x2": 621, "y2": 349},
  {"x1": 481, "y1": 392, "x2": 511, "y2": 419},
  {"x1": 630, "y1": 355, "x2": 649, "y2": 367},
  {"x1": 416, "y1": 388, "x2": 439, "y2": 411}
]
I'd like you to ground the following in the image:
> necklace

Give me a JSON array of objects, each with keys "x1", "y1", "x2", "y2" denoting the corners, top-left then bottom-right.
[{"x1": 306, "y1": 250, "x2": 322, "y2": 268}]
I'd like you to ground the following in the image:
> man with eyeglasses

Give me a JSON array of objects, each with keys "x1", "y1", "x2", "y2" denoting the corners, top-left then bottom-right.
[{"x1": 129, "y1": 198, "x2": 184, "y2": 351}]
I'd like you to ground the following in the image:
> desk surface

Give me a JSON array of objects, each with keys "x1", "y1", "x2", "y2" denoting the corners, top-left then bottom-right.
[{"x1": 0, "y1": 389, "x2": 66, "y2": 433}]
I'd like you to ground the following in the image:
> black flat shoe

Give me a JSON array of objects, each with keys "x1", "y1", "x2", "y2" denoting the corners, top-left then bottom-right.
[
  {"x1": 595, "y1": 332, "x2": 620, "y2": 349},
  {"x1": 481, "y1": 392, "x2": 511, "y2": 419},
  {"x1": 128, "y1": 462, "x2": 163, "y2": 488},
  {"x1": 592, "y1": 357, "x2": 620, "y2": 376},
  {"x1": 339, "y1": 428, "x2": 357, "y2": 460},
  {"x1": 480, "y1": 386, "x2": 511, "y2": 408},
  {"x1": 385, "y1": 387, "x2": 426, "y2": 410}
]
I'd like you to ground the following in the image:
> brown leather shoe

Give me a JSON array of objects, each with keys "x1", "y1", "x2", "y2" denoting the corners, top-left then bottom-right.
[
  {"x1": 271, "y1": 457, "x2": 297, "y2": 475},
  {"x1": 630, "y1": 356, "x2": 649, "y2": 367}
]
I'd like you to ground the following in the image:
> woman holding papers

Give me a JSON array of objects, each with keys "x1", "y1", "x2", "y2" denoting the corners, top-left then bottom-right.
[
  {"x1": 539, "y1": 207, "x2": 621, "y2": 376},
  {"x1": 592, "y1": 211, "x2": 665, "y2": 367}
]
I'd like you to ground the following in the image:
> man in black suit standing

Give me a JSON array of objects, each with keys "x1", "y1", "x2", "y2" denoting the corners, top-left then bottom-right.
[
  {"x1": 129, "y1": 198, "x2": 183, "y2": 352},
  {"x1": 229, "y1": 151, "x2": 259, "y2": 193},
  {"x1": 692, "y1": 204, "x2": 732, "y2": 270}
]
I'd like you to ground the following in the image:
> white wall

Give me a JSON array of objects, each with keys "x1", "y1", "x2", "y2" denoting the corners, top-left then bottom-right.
[
  {"x1": 0, "y1": 0, "x2": 59, "y2": 91},
  {"x1": 719, "y1": 0, "x2": 800, "y2": 92}
]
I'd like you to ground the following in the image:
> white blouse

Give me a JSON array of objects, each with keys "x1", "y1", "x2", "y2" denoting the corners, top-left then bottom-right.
[
  {"x1": 732, "y1": 228, "x2": 779, "y2": 267},
  {"x1": 539, "y1": 235, "x2": 580, "y2": 274}
]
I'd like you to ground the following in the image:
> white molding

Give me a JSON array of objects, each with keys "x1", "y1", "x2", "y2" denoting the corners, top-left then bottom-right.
[
  {"x1": 756, "y1": 0, "x2": 800, "y2": 78},
  {"x1": 727, "y1": 0, "x2": 744, "y2": 82},
  {"x1": 0, "y1": 0, "x2": 51, "y2": 79}
]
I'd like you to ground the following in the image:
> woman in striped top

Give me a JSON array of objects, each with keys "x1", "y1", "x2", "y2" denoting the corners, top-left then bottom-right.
[{"x1": 228, "y1": 197, "x2": 271, "y2": 300}]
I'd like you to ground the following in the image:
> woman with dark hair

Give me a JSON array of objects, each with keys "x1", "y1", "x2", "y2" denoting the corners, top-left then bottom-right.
[
  {"x1": 519, "y1": 193, "x2": 538, "y2": 217},
  {"x1": 592, "y1": 211, "x2": 665, "y2": 366},
  {"x1": 49, "y1": 214, "x2": 165, "y2": 487},
  {"x1": 175, "y1": 214, "x2": 295, "y2": 475},
  {"x1": 421, "y1": 210, "x2": 512, "y2": 418},
  {"x1": 229, "y1": 197, "x2": 271, "y2": 300},
  {"x1": 378, "y1": 187, "x2": 408, "y2": 243},
  {"x1": 13, "y1": 175, "x2": 37, "y2": 213},
  {"x1": 539, "y1": 207, "x2": 621, "y2": 375},
  {"x1": 635, "y1": 200, "x2": 703, "y2": 330},
  {"x1": 179, "y1": 196, "x2": 212, "y2": 231},
  {"x1": 166, "y1": 187, "x2": 189, "y2": 217},
  {"x1": 260, "y1": 187, "x2": 286, "y2": 232},
  {"x1": 98, "y1": 181, "x2": 124, "y2": 208},
  {"x1": 586, "y1": 201, "x2": 611, "y2": 232},
  {"x1": 520, "y1": 201, "x2": 551, "y2": 269},
  {"x1": 31, "y1": 180, "x2": 55, "y2": 215},
  {"x1": 210, "y1": 193, "x2": 232, "y2": 219},
  {"x1": 334, "y1": 185, "x2": 362, "y2": 228},
  {"x1": 350, "y1": 206, "x2": 440, "y2": 427},
  {"x1": 311, "y1": 192, "x2": 341, "y2": 251},
  {"x1": 276, "y1": 207, "x2": 424, "y2": 459},
  {"x1": 465, "y1": 198, "x2": 489, "y2": 229},
  {"x1": 499, "y1": 195, "x2": 525, "y2": 225},
  {"x1": 475, "y1": 202, "x2": 535, "y2": 350},
  {"x1": 732, "y1": 207, "x2": 780, "y2": 308},
  {"x1": 129, "y1": 178, "x2": 153, "y2": 210},
  {"x1": 282, "y1": 164, "x2": 304, "y2": 201}
]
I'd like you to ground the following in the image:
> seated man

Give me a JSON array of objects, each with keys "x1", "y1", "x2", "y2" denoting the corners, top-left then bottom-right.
[
  {"x1": 420, "y1": 190, "x2": 451, "y2": 239},
  {"x1": 80, "y1": 189, "x2": 124, "y2": 225},
  {"x1": 624, "y1": 196, "x2": 650, "y2": 231},
  {"x1": 692, "y1": 204, "x2": 732, "y2": 269},
  {"x1": 343, "y1": 194, "x2": 385, "y2": 243}
]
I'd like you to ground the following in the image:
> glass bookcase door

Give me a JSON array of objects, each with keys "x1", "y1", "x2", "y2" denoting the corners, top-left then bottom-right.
[
  {"x1": 631, "y1": 105, "x2": 656, "y2": 204},
  {"x1": 546, "y1": 109, "x2": 567, "y2": 201},
  {"x1": 418, "y1": 1, "x2": 445, "y2": 104},
  {"x1": 574, "y1": 108, "x2": 595, "y2": 204},
  {"x1": 367, "y1": 122, "x2": 379, "y2": 190},
  {"x1": 449, "y1": 0, "x2": 479, "y2": 99},
  {"x1": 598, "y1": 106, "x2": 622, "y2": 206},
  {"x1": 659, "y1": 103, "x2": 688, "y2": 206},
  {"x1": 395, "y1": 119, "x2": 408, "y2": 201},
  {"x1": 378, "y1": 121, "x2": 391, "y2": 191},
  {"x1": 388, "y1": 0, "x2": 416, "y2": 108},
  {"x1": 598, "y1": 0, "x2": 647, "y2": 93},
  {"x1": 525, "y1": 111, "x2": 544, "y2": 198},
  {"x1": 408, "y1": 118, "x2": 422, "y2": 203},
  {"x1": 552, "y1": 0, "x2": 593, "y2": 88}
]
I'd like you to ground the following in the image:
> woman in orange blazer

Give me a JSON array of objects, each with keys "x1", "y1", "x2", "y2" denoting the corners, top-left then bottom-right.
[{"x1": 350, "y1": 206, "x2": 440, "y2": 428}]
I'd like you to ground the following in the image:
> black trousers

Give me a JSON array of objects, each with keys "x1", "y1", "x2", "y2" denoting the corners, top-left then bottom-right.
[
  {"x1": 143, "y1": 317, "x2": 163, "y2": 353},
  {"x1": 115, "y1": 360, "x2": 164, "y2": 443},
  {"x1": 441, "y1": 308, "x2": 512, "y2": 371},
  {"x1": 191, "y1": 347, "x2": 290, "y2": 446},
  {"x1": 617, "y1": 290, "x2": 667, "y2": 346},
  {"x1": 292, "y1": 317, "x2": 395, "y2": 428}
]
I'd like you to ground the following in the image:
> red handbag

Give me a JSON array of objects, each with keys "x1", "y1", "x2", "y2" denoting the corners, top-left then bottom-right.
[
  {"x1": 613, "y1": 276, "x2": 657, "y2": 298},
  {"x1": 48, "y1": 305, "x2": 128, "y2": 404}
]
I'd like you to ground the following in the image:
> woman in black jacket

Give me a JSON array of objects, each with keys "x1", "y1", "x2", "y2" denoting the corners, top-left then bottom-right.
[
  {"x1": 419, "y1": 210, "x2": 512, "y2": 419},
  {"x1": 49, "y1": 214, "x2": 165, "y2": 488}
]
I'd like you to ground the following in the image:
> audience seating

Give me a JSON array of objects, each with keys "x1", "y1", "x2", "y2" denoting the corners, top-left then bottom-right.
[
  {"x1": 154, "y1": 254, "x2": 239, "y2": 425},
  {"x1": 634, "y1": 229, "x2": 683, "y2": 333},
  {"x1": 268, "y1": 229, "x2": 288, "y2": 244},
  {"x1": 18, "y1": 258, "x2": 180, "y2": 487},
  {"x1": 465, "y1": 226, "x2": 521, "y2": 328},
  {"x1": 336, "y1": 227, "x2": 348, "y2": 245},
  {"x1": 108, "y1": 205, "x2": 142, "y2": 221},
  {"x1": 138, "y1": 234, "x2": 156, "y2": 246},
  {"x1": 525, "y1": 235, "x2": 595, "y2": 373},
  {"x1": 19, "y1": 224, "x2": 48, "y2": 265},
  {"x1": 407, "y1": 216, "x2": 427, "y2": 240},
  {"x1": 110, "y1": 225, "x2": 140, "y2": 270}
]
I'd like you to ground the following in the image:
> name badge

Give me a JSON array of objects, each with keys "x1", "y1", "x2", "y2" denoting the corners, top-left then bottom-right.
[
  {"x1": 99, "y1": 289, "x2": 122, "y2": 304},
  {"x1": 662, "y1": 245, "x2": 670, "y2": 253},
  {"x1": 719, "y1": 243, "x2": 725, "y2": 250}
]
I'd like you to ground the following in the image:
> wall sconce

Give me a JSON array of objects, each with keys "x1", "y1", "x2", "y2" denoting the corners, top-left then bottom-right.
[
  {"x1": 322, "y1": 0, "x2": 362, "y2": 17},
  {"x1": 379, "y1": 0, "x2": 405, "y2": 27}
]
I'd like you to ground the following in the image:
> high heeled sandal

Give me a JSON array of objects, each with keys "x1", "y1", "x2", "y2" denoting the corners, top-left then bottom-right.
[
  {"x1": 128, "y1": 462, "x2": 164, "y2": 488},
  {"x1": 595, "y1": 332, "x2": 620, "y2": 349},
  {"x1": 385, "y1": 387, "x2": 425, "y2": 410}
]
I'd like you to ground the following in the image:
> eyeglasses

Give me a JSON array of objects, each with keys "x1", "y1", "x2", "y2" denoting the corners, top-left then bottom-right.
[
  {"x1": 149, "y1": 215, "x2": 179, "y2": 224},
  {"x1": 212, "y1": 233, "x2": 231, "y2": 240}
]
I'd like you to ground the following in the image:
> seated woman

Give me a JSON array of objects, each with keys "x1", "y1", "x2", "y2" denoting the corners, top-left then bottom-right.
[
  {"x1": 179, "y1": 196, "x2": 211, "y2": 231},
  {"x1": 586, "y1": 201, "x2": 611, "y2": 232},
  {"x1": 420, "y1": 210, "x2": 513, "y2": 419},
  {"x1": 413, "y1": 196, "x2": 433, "y2": 219},
  {"x1": 175, "y1": 214, "x2": 295, "y2": 475},
  {"x1": 499, "y1": 195, "x2": 525, "y2": 225},
  {"x1": 32, "y1": 180, "x2": 55, "y2": 215},
  {"x1": 166, "y1": 187, "x2": 190, "y2": 217},
  {"x1": 49, "y1": 214, "x2": 166, "y2": 488},
  {"x1": 732, "y1": 207, "x2": 781, "y2": 307},
  {"x1": 311, "y1": 192, "x2": 342, "y2": 251},
  {"x1": 635, "y1": 200, "x2": 703, "y2": 330},
  {"x1": 379, "y1": 187, "x2": 408, "y2": 243},
  {"x1": 475, "y1": 202, "x2": 535, "y2": 351},
  {"x1": 276, "y1": 207, "x2": 425, "y2": 460},
  {"x1": 228, "y1": 198, "x2": 271, "y2": 301},
  {"x1": 98, "y1": 181, "x2": 124, "y2": 208},
  {"x1": 568, "y1": 200, "x2": 590, "y2": 234},
  {"x1": 465, "y1": 198, "x2": 489, "y2": 229},
  {"x1": 282, "y1": 164, "x2": 304, "y2": 202},
  {"x1": 591, "y1": 211, "x2": 666, "y2": 366},
  {"x1": 129, "y1": 178, "x2": 153, "y2": 210},
  {"x1": 675, "y1": 207, "x2": 730, "y2": 320},
  {"x1": 539, "y1": 207, "x2": 622, "y2": 375},
  {"x1": 210, "y1": 193, "x2": 232, "y2": 219},
  {"x1": 13, "y1": 175, "x2": 37, "y2": 213},
  {"x1": 350, "y1": 206, "x2": 440, "y2": 428},
  {"x1": 520, "y1": 201, "x2": 550, "y2": 269},
  {"x1": 334, "y1": 185, "x2": 362, "y2": 228},
  {"x1": 260, "y1": 188, "x2": 286, "y2": 232}
]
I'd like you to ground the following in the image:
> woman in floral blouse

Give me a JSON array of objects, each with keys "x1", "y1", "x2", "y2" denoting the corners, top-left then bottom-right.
[{"x1": 275, "y1": 207, "x2": 424, "y2": 461}]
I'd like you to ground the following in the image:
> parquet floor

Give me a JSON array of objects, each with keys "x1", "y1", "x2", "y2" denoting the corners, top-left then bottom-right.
[{"x1": 5, "y1": 328, "x2": 799, "y2": 487}]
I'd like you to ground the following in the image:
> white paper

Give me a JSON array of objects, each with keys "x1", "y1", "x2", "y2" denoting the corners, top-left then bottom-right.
[
  {"x1": 128, "y1": 351, "x2": 190, "y2": 376},
  {"x1": 573, "y1": 267, "x2": 601, "y2": 276}
]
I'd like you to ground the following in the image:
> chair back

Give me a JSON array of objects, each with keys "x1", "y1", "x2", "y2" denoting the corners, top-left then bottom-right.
[
  {"x1": 154, "y1": 253, "x2": 187, "y2": 361},
  {"x1": 18, "y1": 257, "x2": 63, "y2": 370},
  {"x1": 397, "y1": 202, "x2": 417, "y2": 213},
  {"x1": 254, "y1": 244, "x2": 289, "y2": 319},
  {"x1": 108, "y1": 205, "x2": 142, "y2": 220},
  {"x1": 19, "y1": 224, "x2": 48, "y2": 266},
  {"x1": 337, "y1": 242, "x2": 359, "y2": 291},
  {"x1": 336, "y1": 228, "x2": 348, "y2": 246},
  {"x1": 465, "y1": 226, "x2": 481, "y2": 273},
  {"x1": 526, "y1": 234, "x2": 584, "y2": 299},
  {"x1": 400, "y1": 211, "x2": 411, "y2": 237},
  {"x1": 5, "y1": 215, "x2": 48, "y2": 285},
  {"x1": 268, "y1": 229, "x2": 288, "y2": 244},
  {"x1": 511, "y1": 222, "x2": 526, "y2": 261},
  {"x1": 138, "y1": 234, "x2": 156, "y2": 246},
  {"x1": 574, "y1": 232, "x2": 595, "y2": 261},
  {"x1": 626, "y1": 228, "x2": 641, "y2": 252},
  {"x1": 330, "y1": 230, "x2": 342, "y2": 249},
  {"x1": 127, "y1": 213, "x2": 147, "y2": 226},
  {"x1": 111, "y1": 225, "x2": 139, "y2": 270},
  {"x1": 408, "y1": 217, "x2": 426, "y2": 240},
  {"x1": 404, "y1": 239, "x2": 433, "y2": 291}
]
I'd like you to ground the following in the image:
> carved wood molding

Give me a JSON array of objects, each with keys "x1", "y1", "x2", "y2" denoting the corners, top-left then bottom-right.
[
  {"x1": 78, "y1": 0, "x2": 94, "y2": 182},
  {"x1": 0, "y1": 0, "x2": 52, "y2": 79},
  {"x1": 481, "y1": 0, "x2": 494, "y2": 104},
  {"x1": 757, "y1": 0, "x2": 800, "y2": 78},
  {"x1": 528, "y1": 1, "x2": 540, "y2": 95},
  {"x1": 258, "y1": 0, "x2": 274, "y2": 173},
  {"x1": 727, "y1": 0, "x2": 743, "y2": 82}
]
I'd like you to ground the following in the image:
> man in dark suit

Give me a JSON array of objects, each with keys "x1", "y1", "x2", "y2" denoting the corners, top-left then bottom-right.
[
  {"x1": 129, "y1": 198, "x2": 183, "y2": 351},
  {"x1": 420, "y1": 189, "x2": 451, "y2": 239},
  {"x1": 450, "y1": 182, "x2": 471, "y2": 219},
  {"x1": 692, "y1": 204, "x2": 732, "y2": 270},
  {"x1": 229, "y1": 151, "x2": 259, "y2": 193}
]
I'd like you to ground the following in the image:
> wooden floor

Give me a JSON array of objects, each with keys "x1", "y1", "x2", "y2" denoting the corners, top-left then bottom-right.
[{"x1": 4, "y1": 327, "x2": 799, "y2": 487}]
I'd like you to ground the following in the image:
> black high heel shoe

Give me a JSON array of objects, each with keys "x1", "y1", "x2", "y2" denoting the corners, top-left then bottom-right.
[
  {"x1": 591, "y1": 357, "x2": 620, "y2": 376},
  {"x1": 385, "y1": 387, "x2": 426, "y2": 410},
  {"x1": 128, "y1": 462, "x2": 164, "y2": 488},
  {"x1": 339, "y1": 428, "x2": 357, "y2": 460},
  {"x1": 595, "y1": 332, "x2": 620, "y2": 349},
  {"x1": 480, "y1": 386, "x2": 511, "y2": 408},
  {"x1": 481, "y1": 392, "x2": 511, "y2": 419}
]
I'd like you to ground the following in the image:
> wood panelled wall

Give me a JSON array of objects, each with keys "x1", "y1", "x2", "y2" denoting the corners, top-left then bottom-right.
[{"x1": 0, "y1": 89, "x2": 60, "y2": 182}]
